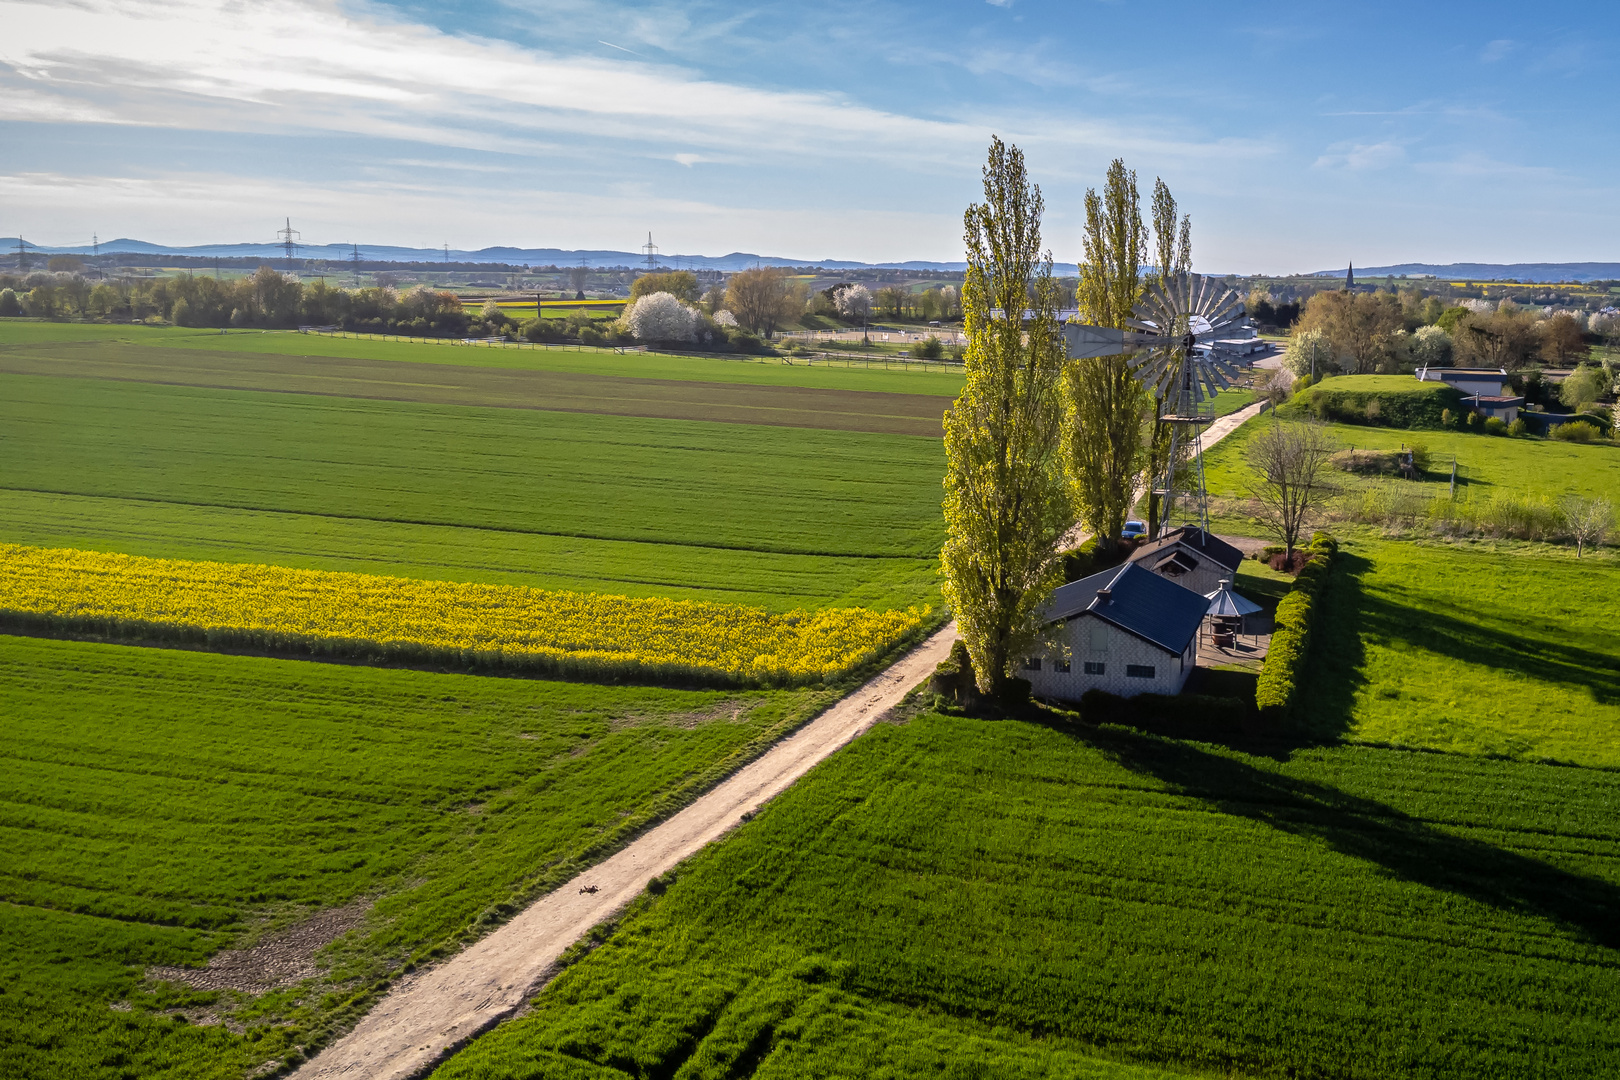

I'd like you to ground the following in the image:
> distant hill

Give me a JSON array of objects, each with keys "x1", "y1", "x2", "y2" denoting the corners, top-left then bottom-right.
[
  {"x1": 1309, "y1": 262, "x2": 1620, "y2": 283},
  {"x1": 2, "y1": 237, "x2": 1016, "y2": 274},
  {"x1": 0, "y1": 237, "x2": 1093, "y2": 275}
]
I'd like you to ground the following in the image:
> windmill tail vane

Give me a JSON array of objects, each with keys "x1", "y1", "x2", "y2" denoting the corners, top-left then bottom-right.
[{"x1": 1061, "y1": 273, "x2": 1256, "y2": 537}]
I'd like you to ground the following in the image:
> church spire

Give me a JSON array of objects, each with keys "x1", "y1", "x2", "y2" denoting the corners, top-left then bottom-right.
[{"x1": 1344, "y1": 262, "x2": 1356, "y2": 290}]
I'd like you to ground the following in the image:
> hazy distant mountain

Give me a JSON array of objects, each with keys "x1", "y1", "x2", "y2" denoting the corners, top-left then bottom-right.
[
  {"x1": 4, "y1": 237, "x2": 1010, "y2": 273},
  {"x1": 1, "y1": 237, "x2": 1094, "y2": 275},
  {"x1": 1309, "y1": 262, "x2": 1620, "y2": 283}
]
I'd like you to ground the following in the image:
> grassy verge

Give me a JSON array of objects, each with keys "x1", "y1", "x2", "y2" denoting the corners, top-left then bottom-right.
[
  {"x1": 1302, "y1": 536, "x2": 1620, "y2": 765},
  {"x1": 1204, "y1": 414, "x2": 1620, "y2": 505},
  {"x1": 0, "y1": 634, "x2": 829, "y2": 1079},
  {"x1": 431, "y1": 712, "x2": 1620, "y2": 1080}
]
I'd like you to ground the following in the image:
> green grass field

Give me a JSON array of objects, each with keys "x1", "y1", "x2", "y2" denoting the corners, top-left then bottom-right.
[
  {"x1": 430, "y1": 712, "x2": 1620, "y2": 1080},
  {"x1": 0, "y1": 634, "x2": 824, "y2": 1079},
  {"x1": 1306, "y1": 538, "x2": 1620, "y2": 765},
  {"x1": 1201, "y1": 414, "x2": 1620, "y2": 509},
  {"x1": 0, "y1": 372, "x2": 947, "y2": 611},
  {"x1": 0, "y1": 322, "x2": 967, "y2": 397}
]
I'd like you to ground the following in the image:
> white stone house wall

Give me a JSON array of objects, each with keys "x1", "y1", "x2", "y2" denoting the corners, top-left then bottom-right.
[{"x1": 1022, "y1": 613, "x2": 1194, "y2": 702}]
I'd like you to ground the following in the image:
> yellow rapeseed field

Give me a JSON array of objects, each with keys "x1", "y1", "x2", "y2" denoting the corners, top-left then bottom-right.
[{"x1": 0, "y1": 544, "x2": 928, "y2": 685}]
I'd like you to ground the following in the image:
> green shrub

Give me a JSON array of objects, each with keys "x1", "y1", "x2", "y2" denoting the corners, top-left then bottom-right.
[
  {"x1": 1551, "y1": 421, "x2": 1600, "y2": 443},
  {"x1": 1440, "y1": 407, "x2": 1454, "y2": 428},
  {"x1": 522, "y1": 317, "x2": 563, "y2": 343},
  {"x1": 1254, "y1": 533, "x2": 1337, "y2": 723},
  {"x1": 0, "y1": 288, "x2": 20, "y2": 317},
  {"x1": 1466, "y1": 410, "x2": 1481, "y2": 429},
  {"x1": 1484, "y1": 416, "x2": 1507, "y2": 436},
  {"x1": 578, "y1": 324, "x2": 605, "y2": 346},
  {"x1": 914, "y1": 335, "x2": 945, "y2": 359},
  {"x1": 1062, "y1": 533, "x2": 1131, "y2": 582},
  {"x1": 1508, "y1": 417, "x2": 1528, "y2": 437},
  {"x1": 930, "y1": 640, "x2": 976, "y2": 705}
]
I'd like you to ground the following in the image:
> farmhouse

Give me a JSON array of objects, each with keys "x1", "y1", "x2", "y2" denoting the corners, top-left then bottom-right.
[
  {"x1": 1023, "y1": 562, "x2": 1207, "y2": 701},
  {"x1": 1416, "y1": 365, "x2": 1523, "y2": 423},
  {"x1": 1127, "y1": 526, "x2": 1245, "y2": 597}
]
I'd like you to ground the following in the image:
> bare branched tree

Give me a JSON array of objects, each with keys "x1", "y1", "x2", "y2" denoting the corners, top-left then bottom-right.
[
  {"x1": 1563, "y1": 496, "x2": 1613, "y2": 558},
  {"x1": 726, "y1": 267, "x2": 797, "y2": 336},
  {"x1": 1246, "y1": 420, "x2": 1338, "y2": 558}
]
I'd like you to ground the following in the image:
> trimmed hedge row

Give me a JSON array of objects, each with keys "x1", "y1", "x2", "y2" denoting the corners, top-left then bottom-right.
[
  {"x1": 1254, "y1": 532, "x2": 1339, "y2": 722},
  {"x1": 1297, "y1": 382, "x2": 1460, "y2": 429}
]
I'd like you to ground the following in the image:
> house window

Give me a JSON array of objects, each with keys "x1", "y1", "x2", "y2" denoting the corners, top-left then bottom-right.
[
  {"x1": 1126, "y1": 664, "x2": 1156, "y2": 679},
  {"x1": 1023, "y1": 657, "x2": 1041, "y2": 671},
  {"x1": 1083, "y1": 661, "x2": 1105, "y2": 675},
  {"x1": 1055, "y1": 660, "x2": 1071, "y2": 673}
]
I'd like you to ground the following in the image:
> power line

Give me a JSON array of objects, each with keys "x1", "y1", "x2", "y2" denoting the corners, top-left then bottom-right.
[
  {"x1": 642, "y1": 231, "x2": 659, "y2": 270},
  {"x1": 351, "y1": 243, "x2": 362, "y2": 286}
]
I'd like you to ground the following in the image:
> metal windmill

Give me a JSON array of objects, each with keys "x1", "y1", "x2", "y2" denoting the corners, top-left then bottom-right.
[{"x1": 1063, "y1": 273, "x2": 1251, "y2": 536}]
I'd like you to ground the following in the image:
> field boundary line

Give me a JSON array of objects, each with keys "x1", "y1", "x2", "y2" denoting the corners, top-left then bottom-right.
[{"x1": 292, "y1": 622, "x2": 957, "y2": 1080}]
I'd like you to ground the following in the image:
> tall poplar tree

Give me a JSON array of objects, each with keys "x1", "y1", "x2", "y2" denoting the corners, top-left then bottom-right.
[
  {"x1": 1143, "y1": 179, "x2": 1192, "y2": 536},
  {"x1": 1065, "y1": 160, "x2": 1149, "y2": 554},
  {"x1": 941, "y1": 137, "x2": 1071, "y2": 697}
]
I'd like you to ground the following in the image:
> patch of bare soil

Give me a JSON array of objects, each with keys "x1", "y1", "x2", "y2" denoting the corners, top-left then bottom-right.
[
  {"x1": 147, "y1": 900, "x2": 370, "y2": 994},
  {"x1": 609, "y1": 699, "x2": 765, "y2": 731}
]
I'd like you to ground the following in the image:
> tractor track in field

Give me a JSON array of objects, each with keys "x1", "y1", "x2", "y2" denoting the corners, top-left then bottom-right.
[{"x1": 292, "y1": 622, "x2": 958, "y2": 1080}]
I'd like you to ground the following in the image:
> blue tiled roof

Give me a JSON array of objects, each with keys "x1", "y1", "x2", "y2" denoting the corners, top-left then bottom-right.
[{"x1": 1040, "y1": 562, "x2": 1207, "y2": 655}]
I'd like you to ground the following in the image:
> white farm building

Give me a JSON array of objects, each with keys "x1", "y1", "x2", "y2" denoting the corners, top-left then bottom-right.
[{"x1": 1023, "y1": 562, "x2": 1209, "y2": 701}]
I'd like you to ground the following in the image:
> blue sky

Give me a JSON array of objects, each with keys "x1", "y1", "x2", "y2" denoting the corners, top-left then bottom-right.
[{"x1": 2, "y1": 0, "x2": 1616, "y2": 272}]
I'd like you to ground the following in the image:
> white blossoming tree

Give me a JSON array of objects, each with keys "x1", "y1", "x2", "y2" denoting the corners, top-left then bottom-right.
[
  {"x1": 834, "y1": 283, "x2": 872, "y2": 342},
  {"x1": 626, "y1": 292, "x2": 698, "y2": 343},
  {"x1": 1409, "y1": 324, "x2": 1453, "y2": 368}
]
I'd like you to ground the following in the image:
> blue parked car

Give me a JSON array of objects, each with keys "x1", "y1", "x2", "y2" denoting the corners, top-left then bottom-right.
[{"x1": 1121, "y1": 520, "x2": 1148, "y2": 540}]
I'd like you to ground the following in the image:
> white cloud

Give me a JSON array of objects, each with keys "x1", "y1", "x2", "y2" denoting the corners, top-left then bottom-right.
[
  {"x1": 1479, "y1": 38, "x2": 1516, "y2": 63},
  {"x1": 1313, "y1": 141, "x2": 1406, "y2": 172},
  {"x1": 0, "y1": 0, "x2": 980, "y2": 160}
]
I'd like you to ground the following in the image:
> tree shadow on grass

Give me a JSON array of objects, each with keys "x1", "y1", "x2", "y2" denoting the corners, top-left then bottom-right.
[
  {"x1": 1356, "y1": 582, "x2": 1620, "y2": 708},
  {"x1": 1292, "y1": 550, "x2": 1371, "y2": 744},
  {"x1": 1078, "y1": 724, "x2": 1620, "y2": 952}
]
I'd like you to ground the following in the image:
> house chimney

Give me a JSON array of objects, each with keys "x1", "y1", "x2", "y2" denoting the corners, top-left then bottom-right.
[{"x1": 1095, "y1": 588, "x2": 1111, "y2": 604}]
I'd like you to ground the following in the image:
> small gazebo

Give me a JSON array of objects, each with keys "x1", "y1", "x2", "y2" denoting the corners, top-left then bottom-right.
[{"x1": 1203, "y1": 578, "x2": 1263, "y2": 649}]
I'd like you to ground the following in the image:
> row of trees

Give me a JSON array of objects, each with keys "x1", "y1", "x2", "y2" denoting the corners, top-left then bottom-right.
[
  {"x1": 0, "y1": 267, "x2": 481, "y2": 335},
  {"x1": 0, "y1": 263, "x2": 813, "y2": 344},
  {"x1": 1284, "y1": 289, "x2": 1608, "y2": 377},
  {"x1": 940, "y1": 140, "x2": 1198, "y2": 697},
  {"x1": 806, "y1": 283, "x2": 963, "y2": 323}
]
